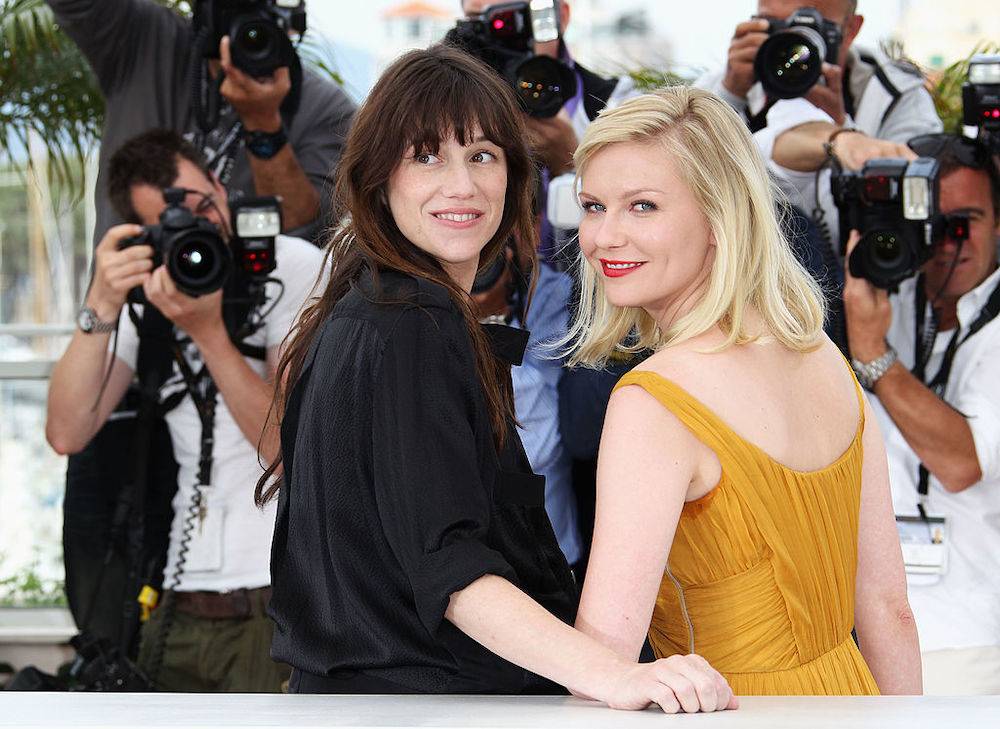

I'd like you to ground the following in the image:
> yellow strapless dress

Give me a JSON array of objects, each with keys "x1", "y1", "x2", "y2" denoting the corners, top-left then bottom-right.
[{"x1": 613, "y1": 369, "x2": 879, "y2": 696}]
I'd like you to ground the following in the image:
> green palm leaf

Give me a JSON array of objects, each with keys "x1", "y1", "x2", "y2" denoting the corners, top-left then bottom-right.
[{"x1": 1, "y1": 0, "x2": 104, "y2": 195}]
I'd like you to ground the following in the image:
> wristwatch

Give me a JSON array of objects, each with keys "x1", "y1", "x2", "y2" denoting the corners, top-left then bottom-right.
[
  {"x1": 77, "y1": 306, "x2": 118, "y2": 334},
  {"x1": 851, "y1": 346, "x2": 898, "y2": 390},
  {"x1": 243, "y1": 125, "x2": 288, "y2": 160}
]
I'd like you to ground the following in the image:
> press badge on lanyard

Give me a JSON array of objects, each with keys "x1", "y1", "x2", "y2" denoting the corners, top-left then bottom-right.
[{"x1": 896, "y1": 514, "x2": 948, "y2": 577}]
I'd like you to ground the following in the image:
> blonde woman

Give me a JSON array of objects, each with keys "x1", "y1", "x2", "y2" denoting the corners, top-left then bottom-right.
[{"x1": 568, "y1": 87, "x2": 922, "y2": 695}]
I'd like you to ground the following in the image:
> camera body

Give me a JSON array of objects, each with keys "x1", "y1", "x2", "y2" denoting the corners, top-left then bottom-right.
[
  {"x1": 448, "y1": 1, "x2": 577, "y2": 118},
  {"x1": 194, "y1": 0, "x2": 305, "y2": 77},
  {"x1": 119, "y1": 188, "x2": 233, "y2": 304},
  {"x1": 963, "y1": 53, "x2": 1000, "y2": 152},
  {"x1": 118, "y1": 191, "x2": 283, "y2": 305},
  {"x1": 832, "y1": 157, "x2": 942, "y2": 290},
  {"x1": 754, "y1": 7, "x2": 842, "y2": 100}
]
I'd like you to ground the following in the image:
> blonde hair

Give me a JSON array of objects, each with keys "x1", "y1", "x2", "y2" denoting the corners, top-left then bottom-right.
[{"x1": 566, "y1": 86, "x2": 826, "y2": 368}]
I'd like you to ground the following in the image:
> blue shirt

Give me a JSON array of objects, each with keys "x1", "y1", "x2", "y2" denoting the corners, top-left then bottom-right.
[{"x1": 512, "y1": 264, "x2": 582, "y2": 565}]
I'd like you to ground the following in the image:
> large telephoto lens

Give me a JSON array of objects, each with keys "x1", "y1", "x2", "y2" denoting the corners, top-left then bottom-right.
[
  {"x1": 168, "y1": 231, "x2": 232, "y2": 297},
  {"x1": 511, "y1": 56, "x2": 577, "y2": 118},
  {"x1": 755, "y1": 27, "x2": 827, "y2": 99}
]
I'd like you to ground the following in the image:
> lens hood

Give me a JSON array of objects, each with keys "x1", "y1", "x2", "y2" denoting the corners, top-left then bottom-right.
[
  {"x1": 511, "y1": 55, "x2": 577, "y2": 118},
  {"x1": 755, "y1": 26, "x2": 826, "y2": 99}
]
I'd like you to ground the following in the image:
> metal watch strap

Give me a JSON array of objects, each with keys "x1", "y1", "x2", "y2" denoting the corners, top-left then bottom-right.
[
  {"x1": 851, "y1": 346, "x2": 898, "y2": 390},
  {"x1": 78, "y1": 306, "x2": 118, "y2": 334}
]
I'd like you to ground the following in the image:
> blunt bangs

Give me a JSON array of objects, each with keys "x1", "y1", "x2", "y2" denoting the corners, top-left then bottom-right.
[{"x1": 383, "y1": 51, "x2": 523, "y2": 164}]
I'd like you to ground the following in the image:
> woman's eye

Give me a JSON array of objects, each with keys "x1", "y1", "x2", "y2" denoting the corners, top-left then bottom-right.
[
  {"x1": 580, "y1": 201, "x2": 605, "y2": 213},
  {"x1": 633, "y1": 200, "x2": 657, "y2": 212},
  {"x1": 414, "y1": 153, "x2": 439, "y2": 164},
  {"x1": 471, "y1": 150, "x2": 498, "y2": 163}
]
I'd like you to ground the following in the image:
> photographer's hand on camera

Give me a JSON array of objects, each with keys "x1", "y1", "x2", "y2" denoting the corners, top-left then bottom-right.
[
  {"x1": 216, "y1": 36, "x2": 321, "y2": 232},
  {"x1": 526, "y1": 110, "x2": 578, "y2": 176},
  {"x1": 723, "y1": 19, "x2": 769, "y2": 100},
  {"x1": 804, "y1": 63, "x2": 847, "y2": 126},
  {"x1": 142, "y1": 265, "x2": 225, "y2": 346},
  {"x1": 842, "y1": 230, "x2": 893, "y2": 362},
  {"x1": 87, "y1": 224, "x2": 153, "y2": 320},
  {"x1": 219, "y1": 36, "x2": 289, "y2": 133}
]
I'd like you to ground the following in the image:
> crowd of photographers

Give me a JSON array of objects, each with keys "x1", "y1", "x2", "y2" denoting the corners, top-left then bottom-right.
[{"x1": 15, "y1": 0, "x2": 998, "y2": 698}]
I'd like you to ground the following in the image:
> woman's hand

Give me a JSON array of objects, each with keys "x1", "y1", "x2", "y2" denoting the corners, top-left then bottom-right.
[{"x1": 600, "y1": 653, "x2": 739, "y2": 713}]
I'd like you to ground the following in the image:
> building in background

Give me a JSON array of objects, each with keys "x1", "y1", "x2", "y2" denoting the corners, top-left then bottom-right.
[
  {"x1": 378, "y1": 1, "x2": 457, "y2": 72},
  {"x1": 564, "y1": 1, "x2": 674, "y2": 75}
]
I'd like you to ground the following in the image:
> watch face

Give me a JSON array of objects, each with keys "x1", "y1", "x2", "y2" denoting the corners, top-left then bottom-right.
[{"x1": 77, "y1": 308, "x2": 94, "y2": 332}]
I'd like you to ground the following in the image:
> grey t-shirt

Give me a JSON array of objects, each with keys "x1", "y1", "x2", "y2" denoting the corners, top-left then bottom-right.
[{"x1": 47, "y1": 0, "x2": 356, "y2": 243}]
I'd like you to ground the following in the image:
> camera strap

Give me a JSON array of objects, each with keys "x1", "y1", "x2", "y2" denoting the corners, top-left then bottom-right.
[
  {"x1": 206, "y1": 120, "x2": 244, "y2": 189},
  {"x1": 745, "y1": 97, "x2": 778, "y2": 134},
  {"x1": 911, "y1": 276, "x2": 1000, "y2": 515}
]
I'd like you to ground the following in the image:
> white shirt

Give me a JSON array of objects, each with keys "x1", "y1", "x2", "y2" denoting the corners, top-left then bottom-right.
[
  {"x1": 112, "y1": 234, "x2": 325, "y2": 592},
  {"x1": 872, "y1": 267, "x2": 1000, "y2": 652}
]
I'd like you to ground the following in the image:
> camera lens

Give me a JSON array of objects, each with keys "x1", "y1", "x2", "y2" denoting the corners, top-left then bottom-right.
[
  {"x1": 168, "y1": 232, "x2": 232, "y2": 296},
  {"x1": 871, "y1": 232, "x2": 904, "y2": 266},
  {"x1": 850, "y1": 230, "x2": 912, "y2": 289},
  {"x1": 236, "y1": 20, "x2": 276, "y2": 59},
  {"x1": 755, "y1": 28, "x2": 826, "y2": 99},
  {"x1": 228, "y1": 13, "x2": 290, "y2": 77},
  {"x1": 511, "y1": 56, "x2": 577, "y2": 118}
]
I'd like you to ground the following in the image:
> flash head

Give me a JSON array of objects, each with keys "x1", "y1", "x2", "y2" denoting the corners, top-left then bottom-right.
[{"x1": 231, "y1": 196, "x2": 281, "y2": 280}]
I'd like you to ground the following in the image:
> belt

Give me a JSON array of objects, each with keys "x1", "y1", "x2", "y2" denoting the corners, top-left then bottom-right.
[{"x1": 171, "y1": 586, "x2": 272, "y2": 620}]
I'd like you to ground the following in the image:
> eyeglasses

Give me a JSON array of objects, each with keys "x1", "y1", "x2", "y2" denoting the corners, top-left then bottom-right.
[
  {"x1": 907, "y1": 133, "x2": 991, "y2": 169},
  {"x1": 175, "y1": 187, "x2": 217, "y2": 216}
]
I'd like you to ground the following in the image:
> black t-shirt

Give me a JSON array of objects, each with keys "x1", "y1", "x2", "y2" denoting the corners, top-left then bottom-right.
[{"x1": 269, "y1": 267, "x2": 578, "y2": 694}]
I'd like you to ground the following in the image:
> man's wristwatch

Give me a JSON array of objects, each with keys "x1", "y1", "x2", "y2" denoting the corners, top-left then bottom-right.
[
  {"x1": 77, "y1": 306, "x2": 118, "y2": 334},
  {"x1": 851, "y1": 346, "x2": 898, "y2": 390},
  {"x1": 243, "y1": 126, "x2": 288, "y2": 160}
]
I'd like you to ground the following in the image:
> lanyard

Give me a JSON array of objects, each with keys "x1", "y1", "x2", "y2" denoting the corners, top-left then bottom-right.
[{"x1": 911, "y1": 274, "x2": 1000, "y2": 514}]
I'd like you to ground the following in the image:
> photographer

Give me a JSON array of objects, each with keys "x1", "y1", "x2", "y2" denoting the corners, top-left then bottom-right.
[
  {"x1": 696, "y1": 1, "x2": 941, "y2": 248},
  {"x1": 46, "y1": 130, "x2": 326, "y2": 692},
  {"x1": 46, "y1": 0, "x2": 355, "y2": 243},
  {"x1": 842, "y1": 135, "x2": 1000, "y2": 694}
]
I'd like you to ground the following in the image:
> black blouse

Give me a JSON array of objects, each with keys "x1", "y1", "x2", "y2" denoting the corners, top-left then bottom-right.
[{"x1": 268, "y1": 268, "x2": 578, "y2": 694}]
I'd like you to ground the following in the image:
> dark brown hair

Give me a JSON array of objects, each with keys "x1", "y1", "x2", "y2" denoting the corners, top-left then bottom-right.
[
  {"x1": 255, "y1": 44, "x2": 539, "y2": 506},
  {"x1": 107, "y1": 129, "x2": 211, "y2": 222}
]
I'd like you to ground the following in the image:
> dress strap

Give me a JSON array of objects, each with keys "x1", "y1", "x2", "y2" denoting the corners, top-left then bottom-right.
[
  {"x1": 838, "y1": 353, "x2": 867, "y2": 436},
  {"x1": 613, "y1": 370, "x2": 742, "y2": 465}
]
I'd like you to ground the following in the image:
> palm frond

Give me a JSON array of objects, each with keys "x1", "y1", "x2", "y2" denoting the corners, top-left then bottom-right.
[
  {"x1": 0, "y1": 0, "x2": 103, "y2": 196},
  {"x1": 927, "y1": 42, "x2": 1000, "y2": 135},
  {"x1": 297, "y1": 32, "x2": 345, "y2": 87}
]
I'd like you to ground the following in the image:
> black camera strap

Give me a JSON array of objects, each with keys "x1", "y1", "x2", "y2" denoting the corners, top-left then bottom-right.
[
  {"x1": 745, "y1": 96, "x2": 779, "y2": 134},
  {"x1": 911, "y1": 275, "x2": 1000, "y2": 516},
  {"x1": 115, "y1": 305, "x2": 177, "y2": 657}
]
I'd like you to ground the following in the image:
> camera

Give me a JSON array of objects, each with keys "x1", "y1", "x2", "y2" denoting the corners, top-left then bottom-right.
[
  {"x1": 194, "y1": 0, "x2": 306, "y2": 77},
  {"x1": 754, "y1": 7, "x2": 842, "y2": 100},
  {"x1": 447, "y1": 1, "x2": 577, "y2": 118},
  {"x1": 963, "y1": 54, "x2": 1000, "y2": 152},
  {"x1": 832, "y1": 157, "x2": 946, "y2": 290},
  {"x1": 119, "y1": 188, "x2": 233, "y2": 304}
]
